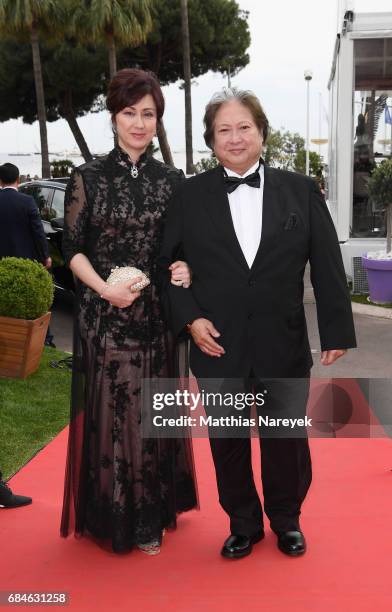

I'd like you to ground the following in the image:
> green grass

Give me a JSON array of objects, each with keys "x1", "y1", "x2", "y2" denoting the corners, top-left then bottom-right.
[
  {"x1": 0, "y1": 347, "x2": 71, "y2": 480},
  {"x1": 351, "y1": 294, "x2": 392, "y2": 308},
  {"x1": 348, "y1": 281, "x2": 392, "y2": 308}
]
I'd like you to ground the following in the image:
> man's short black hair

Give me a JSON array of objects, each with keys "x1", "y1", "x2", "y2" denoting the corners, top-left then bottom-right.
[{"x1": 0, "y1": 163, "x2": 19, "y2": 185}]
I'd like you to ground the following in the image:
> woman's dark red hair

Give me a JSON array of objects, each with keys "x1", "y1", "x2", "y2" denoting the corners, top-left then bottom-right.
[{"x1": 106, "y1": 68, "x2": 165, "y2": 123}]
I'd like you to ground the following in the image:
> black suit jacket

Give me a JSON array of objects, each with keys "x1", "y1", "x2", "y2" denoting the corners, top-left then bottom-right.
[
  {"x1": 0, "y1": 188, "x2": 48, "y2": 262},
  {"x1": 158, "y1": 165, "x2": 356, "y2": 378}
]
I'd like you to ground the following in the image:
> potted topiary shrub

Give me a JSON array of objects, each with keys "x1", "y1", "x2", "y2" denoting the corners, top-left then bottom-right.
[
  {"x1": 0, "y1": 258, "x2": 54, "y2": 379},
  {"x1": 362, "y1": 159, "x2": 392, "y2": 304}
]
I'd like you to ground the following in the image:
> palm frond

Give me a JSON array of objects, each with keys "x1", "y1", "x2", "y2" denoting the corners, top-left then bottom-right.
[
  {"x1": 0, "y1": 0, "x2": 68, "y2": 36},
  {"x1": 71, "y1": 0, "x2": 152, "y2": 45}
]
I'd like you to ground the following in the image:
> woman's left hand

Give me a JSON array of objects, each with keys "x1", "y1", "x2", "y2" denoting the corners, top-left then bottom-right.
[{"x1": 169, "y1": 260, "x2": 192, "y2": 288}]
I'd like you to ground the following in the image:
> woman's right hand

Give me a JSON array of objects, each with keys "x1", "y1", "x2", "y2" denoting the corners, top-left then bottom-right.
[{"x1": 101, "y1": 278, "x2": 142, "y2": 308}]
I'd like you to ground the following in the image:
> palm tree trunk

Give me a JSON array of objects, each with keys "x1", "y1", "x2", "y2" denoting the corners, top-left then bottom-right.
[
  {"x1": 62, "y1": 90, "x2": 93, "y2": 162},
  {"x1": 30, "y1": 25, "x2": 50, "y2": 178},
  {"x1": 180, "y1": 0, "x2": 194, "y2": 174},
  {"x1": 107, "y1": 32, "x2": 117, "y2": 79},
  {"x1": 148, "y1": 42, "x2": 162, "y2": 75},
  {"x1": 157, "y1": 121, "x2": 174, "y2": 167},
  {"x1": 107, "y1": 31, "x2": 118, "y2": 146}
]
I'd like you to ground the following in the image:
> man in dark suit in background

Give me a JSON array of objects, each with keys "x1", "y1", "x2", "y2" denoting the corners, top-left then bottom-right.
[
  {"x1": 0, "y1": 163, "x2": 50, "y2": 507},
  {"x1": 159, "y1": 89, "x2": 356, "y2": 559},
  {"x1": 0, "y1": 163, "x2": 50, "y2": 267},
  {"x1": 0, "y1": 162, "x2": 55, "y2": 349},
  {"x1": 0, "y1": 471, "x2": 32, "y2": 509}
]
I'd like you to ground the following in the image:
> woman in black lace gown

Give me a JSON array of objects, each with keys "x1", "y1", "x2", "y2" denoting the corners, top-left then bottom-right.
[{"x1": 60, "y1": 69, "x2": 198, "y2": 554}]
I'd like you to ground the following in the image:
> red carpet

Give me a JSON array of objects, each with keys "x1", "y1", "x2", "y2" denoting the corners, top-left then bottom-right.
[{"x1": 1, "y1": 429, "x2": 392, "y2": 611}]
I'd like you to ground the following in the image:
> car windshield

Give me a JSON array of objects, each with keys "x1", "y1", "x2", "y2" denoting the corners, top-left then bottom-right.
[
  {"x1": 51, "y1": 189, "x2": 65, "y2": 219},
  {"x1": 22, "y1": 185, "x2": 52, "y2": 213}
]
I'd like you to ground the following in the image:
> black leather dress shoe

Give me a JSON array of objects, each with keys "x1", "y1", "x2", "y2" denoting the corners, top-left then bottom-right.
[
  {"x1": 221, "y1": 531, "x2": 264, "y2": 559},
  {"x1": 0, "y1": 480, "x2": 32, "y2": 509},
  {"x1": 277, "y1": 530, "x2": 306, "y2": 556}
]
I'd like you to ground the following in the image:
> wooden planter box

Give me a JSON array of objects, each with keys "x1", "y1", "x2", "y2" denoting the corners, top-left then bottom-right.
[{"x1": 0, "y1": 312, "x2": 51, "y2": 379}]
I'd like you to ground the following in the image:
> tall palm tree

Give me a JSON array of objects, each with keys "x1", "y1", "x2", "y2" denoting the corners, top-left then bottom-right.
[
  {"x1": 0, "y1": 0, "x2": 65, "y2": 178},
  {"x1": 72, "y1": 1, "x2": 174, "y2": 163},
  {"x1": 180, "y1": 0, "x2": 194, "y2": 174},
  {"x1": 72, "y1": 0, "x2": 153, "y2": 79}
]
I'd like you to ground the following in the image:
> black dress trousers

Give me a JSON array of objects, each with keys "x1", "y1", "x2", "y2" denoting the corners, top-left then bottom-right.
[{"x1": 204, "y1": 373, "x2": 312, "y2": 536}]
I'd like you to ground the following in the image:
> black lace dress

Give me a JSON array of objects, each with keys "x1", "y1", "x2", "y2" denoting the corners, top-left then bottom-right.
[{"x1": 60, "y1": 146, "x2": 198, "y2": 553}]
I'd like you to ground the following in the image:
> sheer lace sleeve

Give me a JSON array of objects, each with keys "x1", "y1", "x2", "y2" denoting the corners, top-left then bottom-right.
[{"x1": 63, "y1": 168, "x2": 90, "y2": 265}]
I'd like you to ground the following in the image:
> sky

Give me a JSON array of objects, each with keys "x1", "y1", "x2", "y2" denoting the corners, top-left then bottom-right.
[{"x1": 0, "y1": 0, "x2": 391, "y2": 157}]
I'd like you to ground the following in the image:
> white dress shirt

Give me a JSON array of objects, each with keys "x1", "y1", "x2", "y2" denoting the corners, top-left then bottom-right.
[{"x1": 225, "y1": 160, "x2": 264, "y2": 268}]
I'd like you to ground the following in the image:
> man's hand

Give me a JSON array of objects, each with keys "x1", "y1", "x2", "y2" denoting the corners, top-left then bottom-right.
[
  {"x1": 169, "y1": 260, "x2": 192, "y2": 288},
  {"x1": 44, "y1": 257, "x2": 52, "y2": 269},
  {"x1": 320, "y1": 349, "x2": 347, "y2": 366},
  {"x1": 188, "y1": 318, "x2": 225, "y2": 357}
]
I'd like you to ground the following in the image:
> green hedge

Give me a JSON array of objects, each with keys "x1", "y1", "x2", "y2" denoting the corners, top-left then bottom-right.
[{"x1": 0, "y1": 257, "x2": 54, "y2": 319}]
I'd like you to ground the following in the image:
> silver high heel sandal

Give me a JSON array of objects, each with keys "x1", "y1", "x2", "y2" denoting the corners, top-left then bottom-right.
[
  {"x1": 137, "y1": 541, "x2": 161, "y2": 555},
  {"x1": 137, "y1": 530, "x2": 165, "y2": 556}
]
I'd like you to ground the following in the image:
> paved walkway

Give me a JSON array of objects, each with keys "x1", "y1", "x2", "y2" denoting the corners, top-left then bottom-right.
[{"x1": 50, "y1": 268, "x2": 392, "y2": 378}]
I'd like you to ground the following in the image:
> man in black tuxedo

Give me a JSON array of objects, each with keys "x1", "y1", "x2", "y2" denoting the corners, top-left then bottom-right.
[
  {"x1": 0, "y1": 163, "x2": 50, "y2": 267},
  {"x1": 159, "y1": 89, "x2": 356, "y2": 559}
]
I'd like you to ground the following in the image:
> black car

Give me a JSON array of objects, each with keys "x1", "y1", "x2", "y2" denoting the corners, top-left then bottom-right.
[{"x1": 19, "y1": 178, "x2": 74, "y2": 294}]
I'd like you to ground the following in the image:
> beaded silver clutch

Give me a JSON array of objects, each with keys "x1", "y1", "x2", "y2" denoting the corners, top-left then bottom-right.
[{"x1": 106, "y1": 266, "x2": 150, "y2": 291}]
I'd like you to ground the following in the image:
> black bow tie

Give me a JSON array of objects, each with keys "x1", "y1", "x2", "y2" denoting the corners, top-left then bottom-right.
[{"x1": 223, "y1": 162, "x2": 262, "y2": 194}]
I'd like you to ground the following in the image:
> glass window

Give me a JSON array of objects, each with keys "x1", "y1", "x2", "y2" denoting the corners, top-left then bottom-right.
[
  {"x1": 20, "y1": 185, "x2": 53, "y2": 219},
  {"x1": 51, "y1": 188, "x2": 65, "y2": 219},
  {"x1": 327, "y1": 68, "x2": 338, "y2": 204},
  {"x1": 351, "y1": 38, "x2": 392, "y2": 238}
]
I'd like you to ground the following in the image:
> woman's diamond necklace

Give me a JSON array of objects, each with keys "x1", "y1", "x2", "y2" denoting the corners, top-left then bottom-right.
[{"x1": 127, "y1": 153, "x2": 139, "y2": 178}]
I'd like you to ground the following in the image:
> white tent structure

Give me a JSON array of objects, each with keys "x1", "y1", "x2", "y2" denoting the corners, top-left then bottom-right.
[{"x1": 327, "y1": 10, "x2": 392, "y2": 278}]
